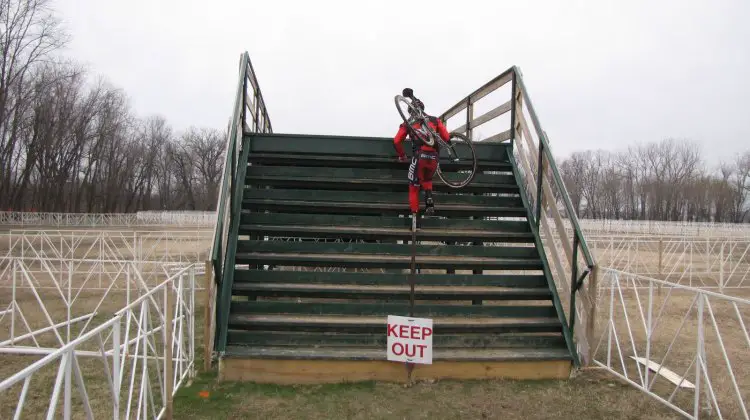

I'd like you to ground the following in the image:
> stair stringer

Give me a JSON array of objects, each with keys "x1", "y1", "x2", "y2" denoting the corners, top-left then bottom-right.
[
  {"x1": 507, "y1": 151, "x2": 578, "y2": 367},
  {"x1": 215, "y1": 138, "x2": 252, "y2": 355}
]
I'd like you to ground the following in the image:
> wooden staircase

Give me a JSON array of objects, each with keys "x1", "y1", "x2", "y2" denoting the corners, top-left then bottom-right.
[
  {"x1": 209, "y1": 53, "x2": 596, "y2": 385},
  {"x1": 214, "y1": 134, "x2": 574, "y2": 383}
]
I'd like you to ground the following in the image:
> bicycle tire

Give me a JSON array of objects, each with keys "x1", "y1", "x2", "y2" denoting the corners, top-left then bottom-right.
[
  {"x1": 436, "y1": 132, "x2": 478, "y2": 189},
  {"x1": 394, "y1": 95, "x2": 437, "y2": 147}
]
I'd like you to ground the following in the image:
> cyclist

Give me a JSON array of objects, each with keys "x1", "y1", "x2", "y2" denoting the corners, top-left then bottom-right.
[{"x1": 393, "y1": 88, "x2": 451, "y2": 217}]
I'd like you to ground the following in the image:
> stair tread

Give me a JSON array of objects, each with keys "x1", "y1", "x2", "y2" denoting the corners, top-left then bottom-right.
[
  {"x1": 246, "y1": 166, "x2": 513, "y2": 181},
  {"x1": 233, "y1": 270, "x2": 548, "y2": 287},
  {"x1": 248, "y1": 152, "x2": 512, "y2": 171},
  {"x1": 244, "y1": 189, "x2": 522, "y2": 204},
  {"x1": 224, "y1": 345, "x2": 572, "y2": 361},
  {"x1": 246, "y1": 133, "x2": 511, "y2": 163},
  {"x1": 244, "y1": 200, "x2": 521, "y2": 212},
  {"x1": 243, "y1": 224, "x2": 533, "y2": 240},
  {"x1": 235, "y1": 283, "x2": 547, "y2": 293},
  {"x1": 236, "y1": 252, "x2": 536, "y2": 263},
  {"x1": 229, "y1": 314, "x2": 560, "y2": 326}
]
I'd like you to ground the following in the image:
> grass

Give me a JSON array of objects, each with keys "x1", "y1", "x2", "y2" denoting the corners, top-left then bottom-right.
[{"x1": 173, "y1": 369, "x2": 681, "y2": 419}]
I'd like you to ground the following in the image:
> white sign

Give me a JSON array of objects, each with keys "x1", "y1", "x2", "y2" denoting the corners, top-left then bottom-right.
[{"x1": 386, "y1": 315, "x2": 433, "y2": 365}]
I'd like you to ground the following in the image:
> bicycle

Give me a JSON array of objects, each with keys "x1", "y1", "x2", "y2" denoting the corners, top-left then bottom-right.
[{"x1": 394, "y1": 88, "x2": 477, "y2": 189}]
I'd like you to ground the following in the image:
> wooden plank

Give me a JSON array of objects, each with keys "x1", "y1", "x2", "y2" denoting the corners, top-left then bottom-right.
[
  {"x1": 227, "y1": 314, "x2": 562, "y2": 334},
  {"x1": 411, "y1": 359, "x2": 571, "y2": 381},
  {"x1": 442, "y1": 70, "x2": 514, "y2": 121},
  {"x1": 244, "y1": 177, "x2": 519, "y2": 194},
  {"x1": 233, "y1": 270, "x2": 549, "y2": 288},
  {"x1": 227, "y1": 330, "x2": 566, "y2": 349},
  {"x1": 242, "y1": 199, "x2": 528, "y2": 217},
  {"x1": 228, "y1": 330, "x2": 565, "y2": 351},
  {"x1": 219, "y1": 357, "x2": 571, "y2": 384},
  {"x1": 245, "y1": 166, "x2": 516, "y2": 186},
  {"x1": 236, "y1": 240, "x2": 539, "y2": 259},
  {"x1": 234, "y1": 252, "x2": 544, "y2": 270},
  {"x1": 516, "y1": 111, "x2": 573, "y2": 261},
  {"x1": 247, "y1": 133, "x2": 511, "y2": 162},
  {"x1": 242, "y1": 189, "x2": 523, "y2": 207},
  {"x1": 225, "y1": 346, "x2": 570, "y2": 361},
  {"x1": 481, "y1": 129, "x2": 513, "y2": 143},
  {"x1": 219, "y1": 357, "x2": 406, "y2": 384},
  {"x1": 232, "y1": 283, "x2": 552, "y2": 301},
  {"x1": 630, "y1": 356, "x2": 696, "y2": 389},
  {"x1": 229, "y1": 301, "x2": 557, "y2": 318},
  {"x1": 241, "y1": 212, "x2": 531, "y2": 232},
  {"x1": 453, "y1": 100, "x2": 512, "y2": 133},
  {"x1": 241, "y1": 224, "x2": 534, "y2": 243},
  {"x1": 471, "y1": 71, "x2": 514, "y2": 104},
  {"x1": 248, "y1": 153, "x2": 512, "y2": 172},
  {"x1": 224, "y1": 332, "x2": 558, "y2": 349}
]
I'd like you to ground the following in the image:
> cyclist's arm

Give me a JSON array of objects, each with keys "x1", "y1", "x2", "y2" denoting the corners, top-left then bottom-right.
[
  {"x1": 393, "y1": 124, "x2": 408, "y2": 158},
  {"x1": 436, "y1": 119, "x2": 451, "y2": 143}
]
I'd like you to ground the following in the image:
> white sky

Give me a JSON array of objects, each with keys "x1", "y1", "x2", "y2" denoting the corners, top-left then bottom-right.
[{"x1": 55, "y1": 0, "x2": 749, "y2": 165}]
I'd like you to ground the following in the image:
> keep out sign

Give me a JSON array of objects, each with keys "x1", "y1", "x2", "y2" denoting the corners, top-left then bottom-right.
[{"x1": 386, "y1": 315, "x2": 433, "y2": 364}]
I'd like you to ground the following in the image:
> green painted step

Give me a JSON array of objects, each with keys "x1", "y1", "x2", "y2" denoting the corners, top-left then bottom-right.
[
  {"x1": 227, "y1": 314, "x2": 562, "y2": 334},
  {"x1": 240, "y1": 212, "x2": 532, "y2": 242},
  {"x1": 248, "y1": 152, "x2": 512, "y2": 172},
  {"x1": 244, "y1": 166, "x2": 519, "y2": 193},
  {"x1": 232, "y1": 283, "x2": 552, "y2": 301},
  {"x1": 229, "y1": 301, "x2": 556, "y2": 318},
  {"x1": 242, "y1": 200, "x2": 526, "y2": 217},
  {"x1": 235, "y1": 252, "x2": 543, "y2": 270},
  {"x1": 236, "y1": 240, "x2": 539, "y2": 259},
  {"x1": 233, "y1": 270, "x2": 548, "y2": 287},
  {"x1": 242, "y1": 224, "x2": 533, "y2": 242},
  {"x1": 227, "y1": 330, "x2": 566, "y2": 349},
  {"x1": 243, "y1": 189, "x2": 523, "y2": 207},
  {"x1": 240, "y1": 213, "x2": 531, "y2": 240},
  {"x1": 246, "y1": 133, "x2": 511, "y2": 162},
  {"x1": 224, "y1": 345, "x2": 572, "y2": 361}
]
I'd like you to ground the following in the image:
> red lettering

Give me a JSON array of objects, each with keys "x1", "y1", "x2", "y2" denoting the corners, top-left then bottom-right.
[
  {"x1": 405, "y1": 343, "x2": 417, "y2": 357},
  {"x1": 387, "y1": 323, "x2": 397, "y2": 337},
  {"x1": 417, "y1": 344, "x2": 426, "y2": 358},
  {"x1": 422, "y1": 327, "x2": 432, "y2": 339},
  {"x1": 410, "y1": 325, "x2": 420, "y2": 339},
  {"x1": 399, "y1": 325, "x2": 408, "y2": 338},
  {"x1": 392, "y1": 342, "x2": 404, "y2": 355}
]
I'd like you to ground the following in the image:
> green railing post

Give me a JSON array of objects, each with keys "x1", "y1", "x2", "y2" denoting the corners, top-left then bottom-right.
[{"x1": 569, "y1": 232, "x2": 580, "y2": 335}]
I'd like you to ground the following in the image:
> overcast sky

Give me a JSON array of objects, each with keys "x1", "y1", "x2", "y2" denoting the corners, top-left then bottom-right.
[{"x1": 55, "y1": 0, "x2": 749, "y2": 165}]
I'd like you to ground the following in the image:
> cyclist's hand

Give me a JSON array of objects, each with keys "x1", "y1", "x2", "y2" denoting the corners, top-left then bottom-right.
[{"x1": 397, "y1": 155, "x2": 409, "y2": 163}]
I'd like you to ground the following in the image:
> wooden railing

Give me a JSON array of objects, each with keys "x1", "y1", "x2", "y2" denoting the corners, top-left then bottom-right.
[
  {"x1": 210, "y1": 52, "x2": 273, "y2": 355},
  {"x1": 440, "y1": 67, "x2": 598, "y2": 366}
]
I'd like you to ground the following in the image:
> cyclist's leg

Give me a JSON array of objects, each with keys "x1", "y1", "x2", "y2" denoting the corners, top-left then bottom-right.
[
  {"x1": 407, "y1": 155, "x2": 420, "y2": 214},
  {"x1": 419, "y1": 152, "x2": 439, "y2": 215}
]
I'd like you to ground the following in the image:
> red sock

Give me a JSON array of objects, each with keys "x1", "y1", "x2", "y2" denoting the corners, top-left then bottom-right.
[{"x1": 409, "y1": 185, "x2": 419, "y2": 213}]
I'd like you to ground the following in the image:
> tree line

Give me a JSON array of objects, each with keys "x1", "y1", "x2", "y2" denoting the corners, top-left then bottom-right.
[
  {"x1": 559, "y1": 138, "x2": 750, "y2": 223},
  {"x1": 0, "y1": 0, "x2": 225, "y2": 213}
]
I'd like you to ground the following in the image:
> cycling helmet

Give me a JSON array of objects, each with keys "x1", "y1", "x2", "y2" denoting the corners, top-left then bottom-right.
[{"x1": 402, "y1": 87, "x2": 425, "y2": 117}]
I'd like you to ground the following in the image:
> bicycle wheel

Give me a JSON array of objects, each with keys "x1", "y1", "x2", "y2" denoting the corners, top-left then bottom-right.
[
  {"x1": 394, "y1": 95, "x2": 418, "y2": 125},
  {"x1": 435, "y1": 132, "x2": 477, "y2": 189}
]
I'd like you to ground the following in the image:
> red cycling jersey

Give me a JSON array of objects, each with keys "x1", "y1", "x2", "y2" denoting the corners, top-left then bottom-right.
[{"x1": 393, "y1": 117, "x2": 451, "y2": 159}]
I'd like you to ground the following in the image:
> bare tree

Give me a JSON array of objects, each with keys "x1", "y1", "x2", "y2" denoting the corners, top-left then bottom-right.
[
  {"x1": 0, "y1": 0, "x2": 69, "y2": 208},
  {"x1": 559, "y1": 138, "x2": 749, "y2": 223}
]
